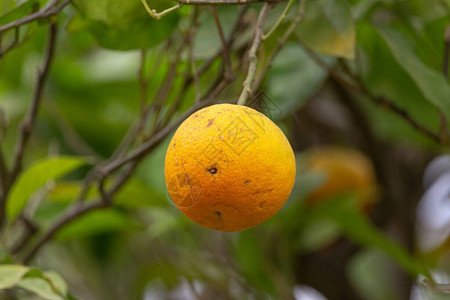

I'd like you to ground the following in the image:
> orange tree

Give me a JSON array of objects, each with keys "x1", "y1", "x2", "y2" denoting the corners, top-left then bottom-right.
[{"x1": 0, "y1": 0, "x2": 449, "y2": 299}]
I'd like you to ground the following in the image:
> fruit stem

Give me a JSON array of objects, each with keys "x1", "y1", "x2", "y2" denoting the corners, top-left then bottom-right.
[{"x1": 237, "y1": 3, "x2": 272, "y2": 105}]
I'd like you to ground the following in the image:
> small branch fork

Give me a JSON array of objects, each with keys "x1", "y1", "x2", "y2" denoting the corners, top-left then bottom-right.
[
  {"x1": 141, "y1": 0, "x2": 287, "y2": 20},
  {"x1": 0, "y1": 0, "x2": 70, "y2": 34}
]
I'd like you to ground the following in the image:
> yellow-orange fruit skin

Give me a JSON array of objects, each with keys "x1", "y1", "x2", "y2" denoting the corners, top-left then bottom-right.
[
  {"x1": 306, "y1": 147, "x2": 377, "y2": 210},
  {"x1": 164, "y1": 104, "x2": 296, "y2": 232}
]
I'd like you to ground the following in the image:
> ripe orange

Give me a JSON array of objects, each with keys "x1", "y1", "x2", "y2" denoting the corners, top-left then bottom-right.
[
  {"x1": 306, "y1": 147, "x2": 377, "y2": 210},
  {"x1": 164, "y1": 103, "x2": 296, "y2": 231}
]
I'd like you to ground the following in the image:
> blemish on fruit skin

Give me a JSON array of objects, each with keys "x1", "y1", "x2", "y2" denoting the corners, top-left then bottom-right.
[
  {"x1": 244, "y1": 180, "x2": 250, "y2": 184},
  {"x1": 207, "y1": 119, "x2": 214, "y2": 127},
  {"x1": 207, "y1": 167, "x2": 218, "y2": 174},
  {"x1": 193, "y1": 114, "x2": 198, "y2": 118},
  {"x1": 259, "y1": 201, "x2": 266, "y2": 208},
  {"x1": 215, "y1": 211, "x2": 222, "y2": 217}
]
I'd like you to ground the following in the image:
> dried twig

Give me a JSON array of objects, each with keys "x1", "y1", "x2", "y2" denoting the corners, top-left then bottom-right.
[
  {"x1": 175, "y1": 0, "x2": 286, "y2": 4},
  {"x1": 254, "y1": 0, "x2": 305, "y2": 89},
  {"x1": 0, "y1": 21, "x2": 58, "y2": 228},
  {"x1": 211, "y1": 6, "x2": 234, "y2": 79},
  {"x1": 237, "y1": 3, "x2": 271, "y2": 105},
  {"x1": 262, "y1": 0, "x2": 295, "y2": 40},
  {"x1": 141, "y1": 0, "x2": 183, "y2": 20},
  {"x1": 22, "y1": 201, "x2": 104, "y2": 263},
  {"x1": 299, "y1": 41, "x2": 444, "y2": 144},
  {"x1": 10, "y1": 22, "x2": 58, "y2": 183},
  {"x1": 0, "y1": 0, "x2": 69, "y2": 34}
]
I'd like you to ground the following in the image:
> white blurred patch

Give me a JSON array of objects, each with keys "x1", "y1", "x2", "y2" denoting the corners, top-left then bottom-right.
[
  {"x1": 416, "y1": 172, "x2": 450, "y2": 252},
  {"x1": 423, "y1": 155, "x2": 450, "y2": 190},
  {"x1": 81, "y1": 50, "x2": 140, "y2": 82},
  {"x1": 293, "y1": 285, "x2": 328, "y2": 300}
]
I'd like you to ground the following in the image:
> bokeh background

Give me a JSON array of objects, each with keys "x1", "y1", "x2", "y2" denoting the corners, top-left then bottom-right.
[{"x1": 0, "y1": 0, "x2": 449, "y2": 299}]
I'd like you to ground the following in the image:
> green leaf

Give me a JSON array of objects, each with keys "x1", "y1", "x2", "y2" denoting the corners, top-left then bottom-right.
[
  {"x1": 17, "y1": 277, "x2": 64, "y2": 300},
  {"x1": 72, "y1": 0, "x2": 175, "y2": 27},
  {"x1": 68, "y1": 0, "x2": 179, "y2": 51},
  {"x1": 6, "y1": 156, "x2": 86, "y2": 221},
  {"x1": 296, "y1": 0, "x2": 355, "y2": 60},
  {"x1": 0, "y1": 265, "x2": 29, "y2": 290},
  {"x1": 43, "y1": 272, "x2": 68, "y2": 297},
  {"x1": 316, "y1": 196, "x2": 428, "y2": 277},
  {"x1": 267, "y1": 43, "x2": 331, "y2": 118},
  {"x1": 233, "y1": 230, "x2": 277, "y2": 295},
  {"x1": 375, "y1": 26, "x2": 450, "y2": 120},
  {"x1": 115, "y1": 178, "x2": 167, "y2": 208},
  {"x1": 0, "y1": 0, "x2": 39, "y2": 26},
  {"x1": 56, "y1": 209, "x2": 138, "y2": 240},
  {"x1": 72, "y1": 0, "x2": 140, "y2": 27},
  {"x1": 67, "y1": 12, "x2": 179, "y2": 51}
]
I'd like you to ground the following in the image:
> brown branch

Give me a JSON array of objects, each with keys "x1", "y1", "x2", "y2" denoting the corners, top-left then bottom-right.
[
  {"x1": 298, "y1": 40, "x2": 444, "y2": 144},
  {"x1": 16, "y1": 4, "x2": 247, "y2": 262},
  {"x1": 138, "y1": 49, "x2": 148, "y2": 114},
  {"x1": 11, "y1": 216, "x2": 39, "y2": 254},
  {"x1": 175, "y1": 0, "x2": 286, "y2": 5},
  {"x1": 101, "y1": 95, "x2": 217, "y2": 176},
  {"x1": 211, "y1": 6, "x2": 234, "y2": 80},
  {"x1": 237, "y1": 3, "x2": 272, "y2": 105},
  {"x1": 0, "y1": 0, "x2": 69, "y2": 34},
  {"x1": 0, "y1": 27, "x2": 20, "y2": 59},
  {"x1": 22, "y1": 201, "x2": 104, "y2": 264},
  {"x1": 254, "y1": 0, "x2": 305, "y2": 90},
  {"x1": 9, "y1": 22, "x2": 58, "y2": 182},
  {"x1": 0, "y1": 21, "x2": 58, "y2": 228}
]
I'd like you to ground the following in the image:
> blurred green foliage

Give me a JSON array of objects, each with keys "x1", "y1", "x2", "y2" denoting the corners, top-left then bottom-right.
[{"x1": 0, "y1": 0, "x2": 449, "y2": 299}]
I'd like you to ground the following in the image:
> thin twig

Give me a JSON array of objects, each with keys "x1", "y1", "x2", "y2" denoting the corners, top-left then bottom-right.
[
  {"x1": 262, "y1": 0, "x2": 295, "y2": 40},
  {"x1": 175, "y1": 0, "x2": 286, "y2": 4},
  {"x1": 0, "y1": 0, "x2": 69, "y2": 34},
  {"x1": 141, "y1": 0, "x2": 183, "y2": 20},
  {"x1": 101, "y1": 96, "x2": 217, "y2": 175},
  {"x1": 237, "y1": 3, "x2": 271, "y2": 105},
  {"x1": 22, "y1": 201, "x2": 104, "y2": 264},
  {"x1": 211, "y1": 6, "x2": 234, "y2": 79},
  {"x1": 254, "y1": 0, "x2": 305, "y2": 89},
  {"x1": 300, "y1": 42, "x2": 444, "y2": 144},
  {"x1": 138, "y1": 49, "x2": 148, "y2": 114},
  {"x1": 45, "y1": 100, "x2": 101, "y2": 158},
  {"x1": 10, "y1": 22, "x2": 58, "y2": 183},
  {"x1": 0, "y1": 27, "x2": 20, "y2": 59},
  {"x1": 1, "y1": 21, "x2": 58, "y2": 228},
  {"x1": 11, "y1": 216, "x2": 39, "y2": 254}
]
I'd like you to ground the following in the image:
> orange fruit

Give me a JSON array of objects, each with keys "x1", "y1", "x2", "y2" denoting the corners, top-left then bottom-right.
[
  {"x1": 306, "y1": 147, "x2": 377, "y2": 210},
  {"x1": 164, "y1": 103, "x2": 296, "y2": 231}
]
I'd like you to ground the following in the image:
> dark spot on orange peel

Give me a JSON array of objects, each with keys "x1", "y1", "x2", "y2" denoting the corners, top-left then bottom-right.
[{"x1": 207, "y1": 167, "x2": 218, "y2": 174}]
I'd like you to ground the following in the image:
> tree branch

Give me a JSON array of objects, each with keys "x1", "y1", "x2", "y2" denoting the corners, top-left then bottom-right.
[
  {"x1": 0, "y1": 0, "x2": 69, "y2": 34},
  {"x1": 254, "y1": 0, "x2": 305, "y2": 89},
  {"x1": 298, "y1": 40, "x2": 445, "y2": 144},
  {"x1": 22, "y1": 201, "x2": 104, "y2": 264},
  {"x1": 175, "y1": 0, "x2": 286, "y2": 5},
  {"x1": 237, "y1": 3, "x2": 271, "y2": 105},
  {"x1": 141, "y1": 0, "x2": 183, "y2": 20},
  {"x1": 0, "y1": 21, "x2": 58, "y2": 227},
  {"x1": 211, "y1": 6, "x2": 234, "y2": 80}
]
